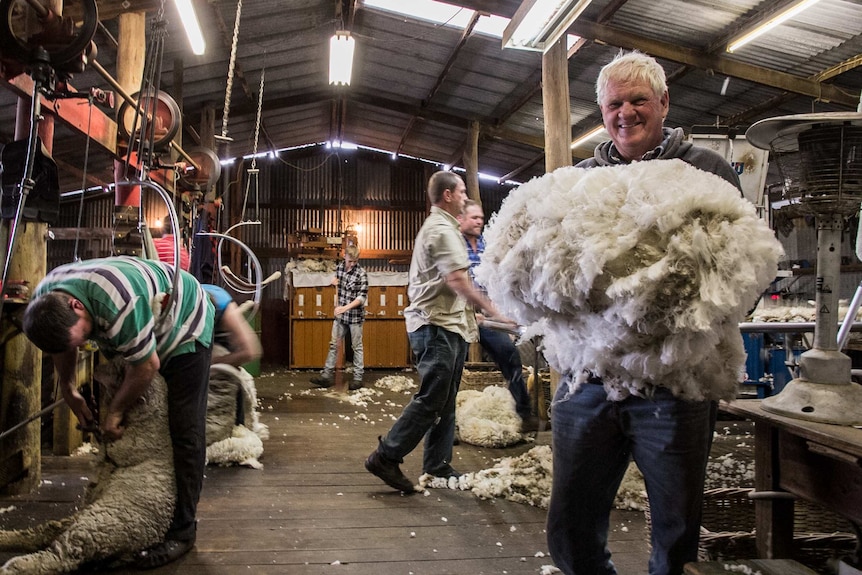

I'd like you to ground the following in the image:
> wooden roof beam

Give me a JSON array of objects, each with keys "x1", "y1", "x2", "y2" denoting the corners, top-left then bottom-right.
[
  {"x1": 567, "y1": 19, "x2": 859, "y2": 108},
  {"x1": 397, "y1": 11, "x2": 480, "y2": 156}
]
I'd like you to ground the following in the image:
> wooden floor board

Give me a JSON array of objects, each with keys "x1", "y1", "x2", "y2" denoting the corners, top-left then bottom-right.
[{"x1": 0, "y1": 367, "x2": 652, "y2": 574}]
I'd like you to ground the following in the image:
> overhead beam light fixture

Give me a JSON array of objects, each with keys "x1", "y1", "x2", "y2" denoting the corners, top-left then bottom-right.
[
  {"x1": 329, "y1": 31, "x2": 355, "y2": 86},
  {"x1": 570, "y1": 125, "x2": 606, "y2": 149},
  {"x1": 502, "y1": 0, "x2": 594, "y2": 53},
  {"x1": 726, "y1": 0, "x2": 821, "y2": 53},
  {"x1": 173, "y1": 0, "x2": 206, "y2": 55}
]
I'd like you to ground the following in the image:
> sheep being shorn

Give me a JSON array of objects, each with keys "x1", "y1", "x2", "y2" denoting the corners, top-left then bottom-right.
[
  {"x1": 0, "y1": 360, "x2": 174, "y2": 575},
  {"x1": 206, "y1": 356, "x2": 270, "y2": 469},
  {"x1": 476, "y1": 159, "x2": 783, "y2": 402}
]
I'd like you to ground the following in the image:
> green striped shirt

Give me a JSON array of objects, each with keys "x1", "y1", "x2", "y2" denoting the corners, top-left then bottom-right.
[{"x1": 35, "y1": 256, "x2": 214, "y2": 364}]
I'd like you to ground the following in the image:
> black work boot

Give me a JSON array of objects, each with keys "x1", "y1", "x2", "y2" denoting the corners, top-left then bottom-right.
[
  {"x1": 364, "y1": 449, "x2": 415, "y2": 493},
  {"x1": 310, "y1": 375, "x2": 333, "y2": 388}
]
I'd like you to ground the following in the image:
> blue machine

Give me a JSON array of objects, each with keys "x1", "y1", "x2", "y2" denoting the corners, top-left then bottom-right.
[{"x1": 743, "y1": 332, "x2": 803, "y2": 398}]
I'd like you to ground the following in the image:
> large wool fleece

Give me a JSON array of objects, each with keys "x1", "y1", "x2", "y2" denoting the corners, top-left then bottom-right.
[
  {"x1": 0, "y1": 361, "x2": 174, "y2": 575},
  {"x1": 476, "y1": 160, "x2": 783, "y2": 401}
]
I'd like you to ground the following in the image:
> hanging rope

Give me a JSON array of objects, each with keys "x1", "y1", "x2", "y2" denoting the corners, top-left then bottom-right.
[{"x1": 221, "y1": 0, "x2": 243, "y2": 140}]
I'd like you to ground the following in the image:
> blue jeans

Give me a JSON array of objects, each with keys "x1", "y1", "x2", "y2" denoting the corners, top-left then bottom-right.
[
  {"x1": 322, "y1": 320, "x2": 364, "y2": 381},
  {"x1": 547, "y1": 380, "x2": 716, "y2": 575},
  {"x1": 378, "y1": 324, "x2": 468, "y2": 474},
  {"x1": 479, "y1": 325, "x2": 531, "y2": 417}
]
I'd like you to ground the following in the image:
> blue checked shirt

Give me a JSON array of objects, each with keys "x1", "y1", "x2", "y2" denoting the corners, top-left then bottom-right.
[
  {"x1": 335, "y1": 260, "x2": 368, "y2": 324},
  {"x1": 463, "y1": 234, "x2": 488, "y2": 297}
]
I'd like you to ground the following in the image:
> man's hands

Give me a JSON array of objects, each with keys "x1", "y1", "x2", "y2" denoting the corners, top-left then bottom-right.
[
  {"x1": 101, "y1": 354, "x2": 159, "y2": 442},
  {"x1": 101, "y1": 410, "x2": 125, "y2": 441},
  {"x1": 64, "y1": 386, "x2": 96, "y2": 431},
  {"x1": 57, "y1": 352, "x2": 159, "y2": 443}
]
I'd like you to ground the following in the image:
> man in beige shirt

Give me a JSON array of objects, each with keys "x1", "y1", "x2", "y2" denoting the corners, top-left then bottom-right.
[{"x1": 365, "y1": 170, "x2": 503, "y2": 492}]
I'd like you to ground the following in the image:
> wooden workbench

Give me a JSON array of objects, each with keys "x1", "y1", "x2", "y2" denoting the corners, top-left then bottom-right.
[{"x1": 721, "y1": 399, "x2": 862, "y2": 559}]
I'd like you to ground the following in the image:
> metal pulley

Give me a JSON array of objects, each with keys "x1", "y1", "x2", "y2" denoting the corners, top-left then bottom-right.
[
  {"x1": 0, "y1": 0, "x2": 98, "y2": 77},
  {"x1": 178, "y1": 146, "x2": 222, "y2": 191},
  {"x1": 117, "y1": 89, "x2": 182, "y2": 153}
]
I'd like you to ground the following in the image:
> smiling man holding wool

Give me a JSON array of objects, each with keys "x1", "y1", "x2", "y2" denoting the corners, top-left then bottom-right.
[{"x1": 475, "y1": 50, "x2": 783, "y2": 575}]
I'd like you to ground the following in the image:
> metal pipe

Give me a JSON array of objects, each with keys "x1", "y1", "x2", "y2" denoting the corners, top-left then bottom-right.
[
  {"x1": 740, "y1": 321, "x2": 862, "y2": 334},
  {"x1": 90, "y1": 60, "x2": 200, "y2": 171},
  {"x1": 838, "y1": 281, "x2": 862, "y2": 350},
  {"x1": 0, "y1": 399, "x2": 64, "y2": 442},
  {"x1": 125, "y1": 179, "x2": 182, "y2": 326}
]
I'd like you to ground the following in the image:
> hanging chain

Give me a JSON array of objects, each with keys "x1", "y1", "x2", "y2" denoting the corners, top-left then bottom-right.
[
  {"x1": 221, "y1": 0, "x2": 243, "y2": 139},
  {"x1": 241, "y1": 64, "x2": 264, "y2": 222},
  {"x1": 250, "y1": 65, "x2": 264, "y2": 167}
]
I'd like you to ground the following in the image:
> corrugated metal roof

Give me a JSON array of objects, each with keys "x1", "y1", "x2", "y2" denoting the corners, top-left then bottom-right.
[{"x1": 0, "y1": 0, "x2": 860, "y2": 194}]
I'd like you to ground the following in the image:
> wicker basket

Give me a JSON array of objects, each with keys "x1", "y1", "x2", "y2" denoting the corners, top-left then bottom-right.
[
  {"x1": 646, "y1": 487, "x2": 856, "y2": 571},
  {"x1": 459, "y1": 368, "x2": 511, "y2": 392}
]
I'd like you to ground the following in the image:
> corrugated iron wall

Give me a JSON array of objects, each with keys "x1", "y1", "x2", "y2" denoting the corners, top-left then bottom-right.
[
  {"x1": 43, "y1": 147, "x2": 518, "y2": 366},
  {"x1": 48, "y1": 147, "x2": 518, "y2": 298}
]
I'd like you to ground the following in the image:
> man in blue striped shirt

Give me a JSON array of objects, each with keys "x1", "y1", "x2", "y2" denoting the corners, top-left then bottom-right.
[
  {"x1": 458, "y1": 200, "x2": 538, "y2": 432},
  {"x1": 23, "y1": 256, "x2": 214, "y2": 568}
]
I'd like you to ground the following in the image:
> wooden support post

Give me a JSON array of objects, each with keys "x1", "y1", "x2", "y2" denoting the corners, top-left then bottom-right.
[
  {"x1": 113, "y1": 11, "x2": 146, "y2": 206},
  {"x1": 52, "y1": 350, "x2": 92, "y2": 456},
  {"x1": 173, "y1": 57, "x2": 184, "y2": 150},
  {"x1": 463, "y1": 120, "x2": 481, "y2": 204},
  {"x1": 0, "y1": 0, "x2": 63, "y2": 494},
  {"x1": 542, "y1": 38, "x2": 572, "y2": 174},
  {"x1": 200, "y1": 103, "x2": 216, "y2": 151},
  {"x1": 541, "y1": 37, "x2": 572, "y2": 405},
  {"x1": 0, "y1": 222, "x2": 47, "y2": 494},
  {"x1": 754, "y1": 423, "x2": 795, "y2": 558}
]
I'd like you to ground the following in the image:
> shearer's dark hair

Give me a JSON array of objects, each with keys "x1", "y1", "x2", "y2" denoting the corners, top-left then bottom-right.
[{"x1": 23, "y1": 292, "x2": 76, "y2": 354}]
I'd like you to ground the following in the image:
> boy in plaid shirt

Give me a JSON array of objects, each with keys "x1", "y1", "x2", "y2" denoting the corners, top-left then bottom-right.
[{"x1": 310, "y1": 245, "x2": 368, "y2": 389}]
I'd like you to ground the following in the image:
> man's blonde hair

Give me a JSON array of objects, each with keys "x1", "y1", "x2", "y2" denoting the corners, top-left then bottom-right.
[
  {"x1": 596, "y1": 50, "x2": 667, "y2": 105},
  {"x1": 345, "y1": 245, "x2": 360, "y2": 260}
]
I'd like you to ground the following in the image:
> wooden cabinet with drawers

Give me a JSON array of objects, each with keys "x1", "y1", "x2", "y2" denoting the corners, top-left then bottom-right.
[{"x1": 288, "y1": 272, "x2": 412, "y2": 369}]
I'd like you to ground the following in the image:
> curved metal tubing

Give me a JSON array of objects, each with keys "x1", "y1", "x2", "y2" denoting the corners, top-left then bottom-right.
[
  {"x1": 740, "y1": 321, "x2": 862, "y2": 334},
  {"x1": 123, "y1": 179, "x2": 181, "y2": 326},
  {"x1": 214, "y1": 221, "x2": 261, "y2": 293},
  {"x1": 196, "y1": 231, "x2": 263, "y2": 320}
]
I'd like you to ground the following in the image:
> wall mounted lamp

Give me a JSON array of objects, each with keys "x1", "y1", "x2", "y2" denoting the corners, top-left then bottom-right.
[
  {"x1": 726, "y1": 0, "x2": 821, "y2": 53},
  {"x1": 502, "y1": 0, "x2": 593, "y2": 53},
  {"x1": 329, "y1": 31, "x2": 356, "y2": 86},
  {"x1": 173, "y1": 0, "x2": 206, "y2": 55}
]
